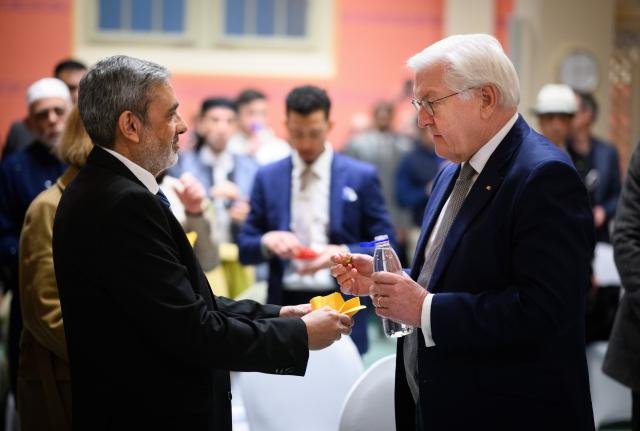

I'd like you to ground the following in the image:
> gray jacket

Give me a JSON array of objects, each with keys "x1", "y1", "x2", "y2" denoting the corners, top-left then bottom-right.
[{"x1": 603, "y1": 142, "x2": 640, "y2": 391}]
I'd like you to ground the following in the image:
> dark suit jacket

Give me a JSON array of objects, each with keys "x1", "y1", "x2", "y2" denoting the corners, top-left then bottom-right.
[
  {"x1": 604, "y1": 142, "x2": 640, "y2": 392},
  {"x1": 395, "y1": 116, "x2": 596, "y2": 430},
  {"x1": 237, "y1": 153, "x2": 395, "y2": 353},
  {"x1": 52, "y1": 147, "x2": 309, "y2": 431}
]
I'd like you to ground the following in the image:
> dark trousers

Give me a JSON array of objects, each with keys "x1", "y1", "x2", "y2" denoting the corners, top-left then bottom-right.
[
  {"x1": 282, "y1": 289, "x2": 370, "y2": 354},
  {"x1": 633, "y1": 390, "x2": 640, "y2": 431}
]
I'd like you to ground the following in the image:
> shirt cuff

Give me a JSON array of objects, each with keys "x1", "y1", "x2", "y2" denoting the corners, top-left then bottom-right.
[{"x1": 420, "y1": 293, "x2": 435, "y2": 347}]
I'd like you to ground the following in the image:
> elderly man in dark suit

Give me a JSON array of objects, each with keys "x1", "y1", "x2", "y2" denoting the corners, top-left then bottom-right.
[
  {"x1": 331, "y1": 34, "x2": 595, "y2": 430},
  {"x1": 52, "y1": 55, "x2": 352, "y2": 431}
]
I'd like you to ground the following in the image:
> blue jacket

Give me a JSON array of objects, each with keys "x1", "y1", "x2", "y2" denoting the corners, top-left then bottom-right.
[
  {"x1": 238, "y1": 152, "x2": 395, "y2": 304},
  {"x1": 0, "y1": 140, "x2": 66, "y2": 290},
  {"x1": 395, "y1": 116, "x2": 595, "y2": 430},
  {"x1": 168, "y1": 148, "x2": 258, "y2": 200}
]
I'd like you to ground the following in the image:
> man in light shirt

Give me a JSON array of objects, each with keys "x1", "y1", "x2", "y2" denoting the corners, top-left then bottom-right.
[
  {"x1": 331, "y1": 34, "x2": 595, "y2": 430},
  {"x1": 238, "y1": 85, "x2": 394, "y2": 354}
]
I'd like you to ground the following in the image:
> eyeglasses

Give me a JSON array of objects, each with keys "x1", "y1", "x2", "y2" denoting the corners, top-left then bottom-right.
[{"x1": 411, "y1": 89, "x2": 471, "y2": 116}]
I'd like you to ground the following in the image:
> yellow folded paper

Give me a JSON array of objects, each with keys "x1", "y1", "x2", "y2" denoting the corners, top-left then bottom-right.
[
  {"x1": 186, "y1": 231, "x2": 198, "y2": 247},
  {"x1": 309, "y1": 292, "x2": 367, "y2": 318}
]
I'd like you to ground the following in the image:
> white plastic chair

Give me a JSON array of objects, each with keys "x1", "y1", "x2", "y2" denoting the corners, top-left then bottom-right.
[
  {"x1": 587, "y1": 341, "x2": 632, "y2": 427},
  {"x1": 339, "y1": 354, "x2": 396, "y2": 431},
  {"x1": 237, "y1": 336, "x2": 364, "y2": 431}
]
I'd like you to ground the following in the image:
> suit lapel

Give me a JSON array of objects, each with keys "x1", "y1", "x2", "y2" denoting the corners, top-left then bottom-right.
[
  {"x1": 409, "y1": 165, "x2": 458, "y2": 280},
  {"x1": 329, "y1": 154, "x2": 346, "y2": 236},
  {"x1": 426, "y1": 116, "x2": 529, "y2": 292}
]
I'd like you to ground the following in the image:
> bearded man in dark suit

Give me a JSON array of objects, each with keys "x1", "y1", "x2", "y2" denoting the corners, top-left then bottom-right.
[{"x1": 53, "y1": 55, "x2": 352, "y2": 431}]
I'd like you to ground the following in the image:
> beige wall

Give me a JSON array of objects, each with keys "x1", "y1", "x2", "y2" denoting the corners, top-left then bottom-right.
[
  {"x1": 511, "y1": 0, "x2": 615, "y2": 139},
  {"x1": 445, "y1": 0, "x2": 495, "y2": 35}
]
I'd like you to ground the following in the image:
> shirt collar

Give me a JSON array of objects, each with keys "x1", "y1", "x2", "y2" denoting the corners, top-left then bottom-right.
[
  {"x1": 102, "y1": 146, "x2": 159, "y2": 194},
  {"x1": 467, "y1": 112, "x2": 518, "y2": 175},
  {"x1": 292, "y1": 143, "x2": 333, "y2": 178},
  {"x1": 199, "y1": 145, "x2": 232, "y2": 166}
]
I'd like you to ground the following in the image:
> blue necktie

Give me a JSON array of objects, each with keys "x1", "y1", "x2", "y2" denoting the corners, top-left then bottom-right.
[{"x1": 156, "y1": 189, "x2": 171, "y2": 208}]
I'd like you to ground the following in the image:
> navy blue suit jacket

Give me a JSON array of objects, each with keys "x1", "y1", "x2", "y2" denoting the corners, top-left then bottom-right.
[
  {"x1": 395, "y1": 116, "x2": 596, "y2": 430},
  {"x1": 238, "y1": 152, "x2": 394, "y2": 303}
]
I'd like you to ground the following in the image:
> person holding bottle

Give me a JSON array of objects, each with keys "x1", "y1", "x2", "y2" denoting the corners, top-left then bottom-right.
[{"x1": 331, "y1": 34, "x2": 595, "y2": 430}]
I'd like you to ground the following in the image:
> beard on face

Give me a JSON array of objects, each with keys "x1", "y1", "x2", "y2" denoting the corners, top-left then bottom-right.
[{"x1": 137, "y1": 127, "x2": 179, "y2": 176}]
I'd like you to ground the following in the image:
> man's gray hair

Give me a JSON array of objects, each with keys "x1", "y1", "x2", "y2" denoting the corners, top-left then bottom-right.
[
  {"x1": 407, "y1": 34, "x2": 520, "y2": 108},
  {"x1": 78, "y1": 55, "x2": 170, "y2": 148}
]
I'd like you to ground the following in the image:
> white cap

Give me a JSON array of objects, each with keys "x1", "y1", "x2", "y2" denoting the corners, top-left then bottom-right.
[
  {"x1": 534, "y1": 84, "x2": 577, "y2": 115},
  {"x1": 26, "y1": 77, "x2": 71, "y2": 107}
]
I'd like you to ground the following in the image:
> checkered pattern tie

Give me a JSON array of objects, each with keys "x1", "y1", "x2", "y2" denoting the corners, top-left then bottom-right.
[
  {"x1": 156, "y1": 189, "x2": 171, "y2": 208},
  {"x1": 404, "y1": 162, "x2": 477, "y2": 402}
]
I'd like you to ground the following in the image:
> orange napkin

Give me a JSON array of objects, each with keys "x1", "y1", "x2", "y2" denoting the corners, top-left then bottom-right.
[{"x1": 309, "y1": 292, "x2": 367, "y2": 318}]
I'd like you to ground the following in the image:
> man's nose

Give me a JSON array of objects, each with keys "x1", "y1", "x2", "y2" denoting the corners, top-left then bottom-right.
[
  {"x1": 176, "y1": 113, "x2": 188, "y2": 134},
  {"x1": 418, "y1": 108, "x2": 435, "y2": 128}
]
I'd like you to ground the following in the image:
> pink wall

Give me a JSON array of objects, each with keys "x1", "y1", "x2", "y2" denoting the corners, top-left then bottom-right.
[{"x1": 0, "y1": 0, "x2": 512, "y2": 153}]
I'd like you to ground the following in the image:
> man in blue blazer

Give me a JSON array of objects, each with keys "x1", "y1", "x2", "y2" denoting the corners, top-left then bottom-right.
[
  {"x1": 331, "y1": 34, "x2": 595, "y2": 430},
  {"x1": 238, "y1": 86, "x2": 395, "y2": 354}
]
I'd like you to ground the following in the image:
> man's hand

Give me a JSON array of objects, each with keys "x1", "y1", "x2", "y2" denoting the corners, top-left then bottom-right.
[
  {"x1": 593, "y1": 206, "x2": 606, "y2": 228},
  {"x1": 301, "y1": 307, "x2": 353, "y2": 350},
  {"x1": 173, "y1": 173, "x2": 206, "y2": 215},
  {"x1": 369, "y1": 272, "x2": 427, "y2": 327},
  {"x1": 261, "y1": 231, "x2": 303, "y2": 259},
  {"x1": 280, "y1": 303, "x2": 312, "y2": 318},
  {"x1": 229, "y1": 200, "x2": 250, "y2": 223},
  {"x1": 329, "y1": 253, "x2": 374, "y2": 296},
  {"x1": 297, "y1": 245, "x2": 348, "y2": 275},
  {"x1": 210, "y1": 181, "x2": 240, "y2": 201}
]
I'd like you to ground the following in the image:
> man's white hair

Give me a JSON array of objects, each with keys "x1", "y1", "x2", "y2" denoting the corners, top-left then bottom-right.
[{"x1": 407, "y1": 34, "x2": 520, "y2": 108}]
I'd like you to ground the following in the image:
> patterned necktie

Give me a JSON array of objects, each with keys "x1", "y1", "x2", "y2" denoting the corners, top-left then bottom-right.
[
  {"x1": 156, "y1": 189, "x2": 171, "y2": 208},
  {"x1": 404, "y1": 162, "x2": 477, "y2": 402}
]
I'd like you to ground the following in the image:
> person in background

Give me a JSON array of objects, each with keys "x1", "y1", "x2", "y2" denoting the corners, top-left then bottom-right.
[
  {"x1": 17, "y1": 107, "x2": 92, "y2": 431},
  {"x1": 0, "y1": 77, "x2": 70, "y2": 405},
  {"x1": 395, "y1": 126, "x2": 445, "y2": 262},
  {"x1": 3, "y1": 59, "x2": 86, "y2": 159},
  {"x1": 533, "y1": 83, "x2": 577, "y2": 149},
  {"x1": 567, "y1": 91, "x2": 621, "y2": 243},
  {"x1": 169, "y1": 97, "x2": 257, "y2": 245},
  {"x1": 343, "y1": 101, "x2": 413, "y2": 264},
  {"x1": 331, "y1": 34, "x2": 595, "y2": 430},
  {"x1": 227, "y1": 89, "x2": 290, "y2": 165},
  {"x1": 604, "y1": 141, "x2": 640, "y2": 431},
  {"x1": 158, "y1": 171, "x2": 220, "y2": 273},
  {"x1": 238, "y1": 85, "x2": 395, "y2": 354},
  {"x1": 52, "y1": 55, "x2": 350, "y2": 430}
]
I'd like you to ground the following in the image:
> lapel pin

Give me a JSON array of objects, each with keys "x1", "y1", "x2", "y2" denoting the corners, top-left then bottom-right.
[{"x1": 485, "y1": 185, "x2": 492, "y2": 191}]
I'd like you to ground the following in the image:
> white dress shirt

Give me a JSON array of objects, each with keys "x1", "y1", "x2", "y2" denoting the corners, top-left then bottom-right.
[
  {"x1": 421, "y1": 112, "x2": 519, "y2": 346},
  {"x1": 199, "y1": 146, "x2": 235, "y2": 243},
  {"x1": 102, "y1": 146, "x2": 159, "y2": 194},
  {"x1": 283, "y1": 144, "x2": 336, "y2": 291}
]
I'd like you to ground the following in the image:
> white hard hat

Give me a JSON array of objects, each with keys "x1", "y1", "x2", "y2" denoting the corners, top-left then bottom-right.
[
  {"x1": 26, "y1": 77, "x2": 71, "y2": 107},
  {"x1": 534, "y1": 84, "x2": 576, "y2": 115}
]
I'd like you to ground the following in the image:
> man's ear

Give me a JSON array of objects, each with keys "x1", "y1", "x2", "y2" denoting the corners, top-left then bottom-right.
[
  {"x1": 117, "y1": 111, "x2": 142, "y2": 144},
  {"x1": 479, "y1": 84, "x2": 499, "y2": 119}
]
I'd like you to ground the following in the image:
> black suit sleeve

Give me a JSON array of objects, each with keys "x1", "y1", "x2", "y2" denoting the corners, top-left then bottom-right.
[{"x1": 97, "y1": 191, "x2": 308, "y2": 374}]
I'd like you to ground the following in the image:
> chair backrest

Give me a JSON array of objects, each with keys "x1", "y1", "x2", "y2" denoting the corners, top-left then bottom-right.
[
  {"x1": 238, "y1": 336, "x2": 364, "y2": 431},
  {"x1": 339, "y1": 354, "x2": 396, "y2": 431},
  {"x1": 586, "y1": 341, "x2": 632, "y2": 427}
]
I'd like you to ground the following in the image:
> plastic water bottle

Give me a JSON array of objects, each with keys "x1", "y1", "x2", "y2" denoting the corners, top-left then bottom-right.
[{"x1": 372, "y1": 234, "x2": 415, "y2": 338}]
